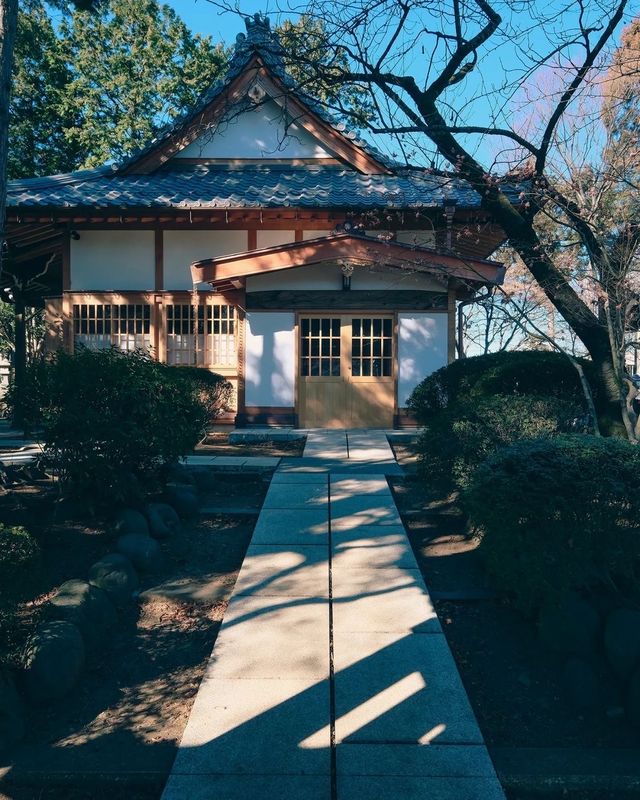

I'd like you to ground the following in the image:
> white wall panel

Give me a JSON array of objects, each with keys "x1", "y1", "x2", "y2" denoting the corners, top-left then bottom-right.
[
  {"x1": 398, "y1": 313, "x2": 448, "y2": 407},
  {"x1": 164, "y1": 230, "x2": 247, "y2": 290},
  {"x1": 174, "y1": 100, "x2": 333, "y2": 160},
  {"x1": 246, "y1": 262, "x2": 443, "y2": 292},
  {"x1": 70, "y1": 231, "x2": 154, "y2": 290},
  {"x1": 245, "y1": 312, "x2": 295, "y2": 407},
  {"x1": 256, "y1": 230, "x2": 295, "y2": 249}
]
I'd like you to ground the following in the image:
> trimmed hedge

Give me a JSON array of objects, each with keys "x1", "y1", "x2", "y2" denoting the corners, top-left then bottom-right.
[
  {"x1": 464, "y1": 436, "x2": 640, "y2": 615},
  {"x1": 408, "y1": 350, "x2": 594, "y2": 426},
  {"x1": 10, "y1": 349, "x2": 232, "y2": 507},
  {"x1": 416, "y1": 393, "x2": 584, "y2": 492}
]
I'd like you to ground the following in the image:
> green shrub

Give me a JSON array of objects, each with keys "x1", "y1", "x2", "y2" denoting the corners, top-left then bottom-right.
[
  {"x1": 464, "y1": 436, "x2": 640, "y2": 615},
  {"x1": 167, "y1": 366, "x2": 233, "y2": 423},
  {"x1": 0, "y1": 524, "x2": 41, "y2": 605},
  {"x1": 416, "y1": 393, "x2": 584, "y2": 492},
  {"x1": 408, "y1": 350, "x2": 594, "y2": 426},
  {"x1": 18, "y1": 348, "x2": 230, "y2": 507}
]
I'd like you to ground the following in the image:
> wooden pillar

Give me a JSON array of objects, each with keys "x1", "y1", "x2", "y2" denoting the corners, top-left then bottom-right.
[{"x1": 447, "y1": 284, "x2": 456, "y2": 364}]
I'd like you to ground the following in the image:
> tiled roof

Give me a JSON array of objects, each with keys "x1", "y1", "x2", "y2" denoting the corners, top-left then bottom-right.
[{"x1": 7, "y1": 165, "x2": 525, "y2": 210}]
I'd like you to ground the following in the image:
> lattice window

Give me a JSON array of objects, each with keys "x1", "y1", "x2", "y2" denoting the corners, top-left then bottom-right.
[
  {"x1": 166, "y1": 302, "x2": 236, "y2": 367},
  {"x1": 73, "y1": 303, "x2": 150, "y2": 352},
  {"x1": 351, "y1": 317, "x2": 393, "y2": 377},
  {"x1": 300, "y1": 317, "x2": 341, "y2": 377},
  {"x1": 112, "y1": 304, "x2": 151, "y2": 352},
  {"x1": 209, "y1": 303, "x2": 236, "y2": 367}
]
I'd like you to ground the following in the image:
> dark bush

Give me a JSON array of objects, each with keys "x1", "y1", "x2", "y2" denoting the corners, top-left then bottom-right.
[
  {"x1": 167, "y1": 366, "x2": 233, "y2": 423},
  {"x1": 0, "y1": 524, "x2": 41, "y2": 605},
  {"x1": 408, "y1": 350, "x2": 594, "y2": 426},
  {"x1": 464, "y1": 435, "x2": 640, "y2": 615},
  {"x1": 416, "y1": 393, "x2": 584, "y2": 493},
  {"x1": 15, "y1": 348, "x2": 231, "y2": 507}
]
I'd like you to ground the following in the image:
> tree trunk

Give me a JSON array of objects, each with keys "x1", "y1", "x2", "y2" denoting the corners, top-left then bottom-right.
[
  {"x1": 13, "y1": 289, "x2": 26, "y2": 432},
  {"x1": 0, "y1": 0, "x2": 18, "y2": 271}
]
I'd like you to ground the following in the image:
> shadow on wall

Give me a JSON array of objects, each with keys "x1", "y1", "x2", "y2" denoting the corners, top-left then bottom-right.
[
  {"x1": 245, "y1": 312, "x2": 295, "y2": 407},
  {"x1": 398, "y1": 313, "x2": 448, "y2": 406}
]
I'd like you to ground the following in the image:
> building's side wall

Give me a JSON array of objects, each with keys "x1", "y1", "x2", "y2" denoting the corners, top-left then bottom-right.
[
  {"x1": 164, "y1": 230, "x2": 248, "y2": 290},
  {"x1": 244, "y1": 311, "x2": 296, "y2": 417},
  {"x1": 70, "y1": 231, "x2": 155, "y2": 290},
  {"x1": 397, "y1": 313, "x2": 448, "y2": 409}
]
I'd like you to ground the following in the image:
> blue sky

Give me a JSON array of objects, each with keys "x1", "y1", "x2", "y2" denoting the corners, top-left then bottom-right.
[{"x1": 164, "y1": 1, "x2": 297, "y2": 44}]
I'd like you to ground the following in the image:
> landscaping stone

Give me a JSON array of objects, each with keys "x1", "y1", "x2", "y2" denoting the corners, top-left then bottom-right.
[
  {"x1": 0, "y1": 668, "x2": 25, "y2": 752},
  {"x1": 113, "y1": 508, "x2": 149, "y2": 537},
  {"x1": 116, "y1": 533, "x2": 161, "y2": 572},
  {"x1": 537, "y1": 594, "x2": 600, "y2": 656},
  {"x1": 23, "y1": 621, "x2": 84, "y2": 702},
  {"x1": 88, "y1": 553, "x2": 139, "y2": 607},
  {"x1": 626, "y1": 667, "x2": 640, "y2": 729},
  {"x1": 166, "y1": 484, "x2": 199, "y2": 518},
  {"x1": 562, "y1": 657, "x2": 600, "y2": 712},
  {"x1": 604, "y1": 608, "x2": 640, "y2": 681},
  {"x1": 48, "y1": 579, "x2": 117, "y2": 651},
  {"x1": 146, "y1": 502, "x2": 182, "y2": 539}
]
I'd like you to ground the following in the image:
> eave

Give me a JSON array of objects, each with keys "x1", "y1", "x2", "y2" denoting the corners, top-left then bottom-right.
[{"x1": 191, "y1": 232, "x2": 506, "y2": 290}]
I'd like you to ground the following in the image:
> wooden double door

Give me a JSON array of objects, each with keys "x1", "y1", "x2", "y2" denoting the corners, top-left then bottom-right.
[{"x1": 298, "y1": 314, "x2": 395, "y2": 428}]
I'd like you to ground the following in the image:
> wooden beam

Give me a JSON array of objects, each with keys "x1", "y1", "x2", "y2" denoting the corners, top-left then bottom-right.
[
  {"x1": 155, "y1": 227, "x2": 163, "y2": 291},
  {"x1": 246, "y1": 290, "x2": 448, "y2": 311},
  {"x1": 62, "y1": 231, "x2": 71, "y2": 291},
  {"x1": 192, "y1": 233, "x2": 505, "y2": 286}
]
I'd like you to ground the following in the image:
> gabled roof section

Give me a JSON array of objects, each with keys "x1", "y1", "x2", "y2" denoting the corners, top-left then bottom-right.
[
  {"x1": 191, "y1": 232, "x2": 506, "y2": 289},
  {"x1": 119, "y1": 14, "x2": 393, "y2": 176}
]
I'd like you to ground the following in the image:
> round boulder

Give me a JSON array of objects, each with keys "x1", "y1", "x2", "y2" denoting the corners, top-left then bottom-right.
[
  {"x1": 166, "y1": 484, "x2": 199, "y2": 519},
  {"x1": 0, "y1": 669, "x2": 25, "y2": 752},
  {"x1": 23, "y1": 621, "x2": 84, "y2": 702},
  {"x1": 562, "y1": 657, "x2": 600, "y2": 712},
  {"x1": 116, "y1": 533, "x2": 161, "y2": 572},
  {"x1": 146, "y1": 502, "x2": 181, "y2": 539},
  {"x1": 538, "y1": 594, "x2": 600, "y2": 657},
  {"x1": 604, "y1": 608, "x2": 640, "y2": 682},
  {"x1": 113, "y1": 508, "x2": 149, "y2": 537},
  {"x1": 88, "y1": 553, "x2": 139, "y2": 607},
  {"x1": 48, "y1": 579, "x2": 117, "y2": 651}
]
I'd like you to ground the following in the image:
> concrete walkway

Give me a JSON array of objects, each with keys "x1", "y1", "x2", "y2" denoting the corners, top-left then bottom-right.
[{"x1": 162, "y1": 439, "x2": 505, "y2": 800}]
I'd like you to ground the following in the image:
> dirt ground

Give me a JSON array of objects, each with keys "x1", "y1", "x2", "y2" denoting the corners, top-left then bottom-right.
[
  {"x1": 195, "y1": 430, "x2": 305, "y2": 457},
  {"x1": 0, "y1": 474, "x2": 266, "y2": 800},
  {"x1": 390, "y1": 437, "x2": 640, "y2": 798}
]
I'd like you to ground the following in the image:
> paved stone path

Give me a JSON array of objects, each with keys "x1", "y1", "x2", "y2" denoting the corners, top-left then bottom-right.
[{"x1": 162, "y1": 431, "x2": 505, "y2": 799}]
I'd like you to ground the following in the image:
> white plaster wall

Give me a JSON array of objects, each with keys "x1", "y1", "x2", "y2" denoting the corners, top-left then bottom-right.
[
  {"x1": 246, "y1": 262, "x2": 443, "y2": 292},
  {"x1": 302, "y1": 230, "x2": 332, "y2": 240},
  {"x1": 245, "y1": 312, "x2": 295, "y2": 407},
  {"x1": 174, "y1": 100, "x2": 333, "y2": 160},
  {"x1": 163, "y1": 230, "x2": 247, "y2": 290},
  {"x1": 398, "y1": 313, "x2": 448, "y2": 406},
  {"x1": 256, "y1": 230, "x2": 295, "y2": 249},
  {"x1": 70, "y1": 231, "x2": 154, "y2": 290}
]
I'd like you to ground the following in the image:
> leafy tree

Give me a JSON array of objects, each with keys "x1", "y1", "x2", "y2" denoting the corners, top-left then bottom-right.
[
  {"x1": 59, "y1": 0, "x2": 228, "y2": 167},
  {"x1": 8, "y1": 1, "x2": 80, "y2": 179}
]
